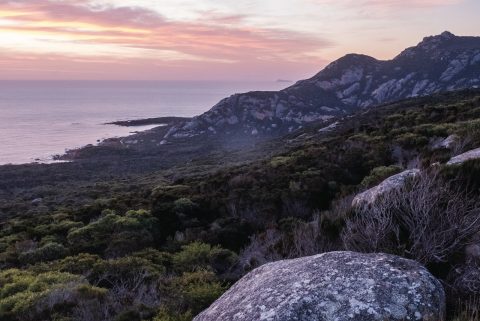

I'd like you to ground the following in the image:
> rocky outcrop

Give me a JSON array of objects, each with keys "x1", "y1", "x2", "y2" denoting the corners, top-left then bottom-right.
[
  {"x1": 352, "y1": 169, "x2": 420, "y2": 206},
  {"x1": 447, "y1": 147, "x2": 480, "y2": 165},
  {"x1": 166, "y1": 32, "x2": 480, "y2": 141},
  {"x1": 194, "y1": 251, "x2": 445, "y2": 321},
  {"x1": 431, "y1": 134, "x2": 459, "y2": 150}
]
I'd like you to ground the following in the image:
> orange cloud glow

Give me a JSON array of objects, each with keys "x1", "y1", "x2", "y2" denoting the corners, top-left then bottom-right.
[
  {"x1": 312, "y1": 0, "x2": 462, "y2": 7},
  {"x1": 0, "y1": 0, "x2": 477, "y2": 80},
  {"x1": 0, "y1": 0, "x2": 331, "y2": 80}
]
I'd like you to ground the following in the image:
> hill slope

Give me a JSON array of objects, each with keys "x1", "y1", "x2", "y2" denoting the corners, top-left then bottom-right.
[
  {"x1": 165, "y1": 31, "x2": 480, "y2": 141},
  {"x1": 2, "y1": 90, "x2": 480, "y2": 320}
]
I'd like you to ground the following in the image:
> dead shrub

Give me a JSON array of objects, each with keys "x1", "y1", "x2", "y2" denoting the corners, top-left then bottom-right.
[{"x1": 343, "y1": 171, "x2": 480, "y2": 265}]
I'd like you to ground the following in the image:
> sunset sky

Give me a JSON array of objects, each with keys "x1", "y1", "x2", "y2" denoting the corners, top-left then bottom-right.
[{"x1": 0, "y1": 0, "x2": 479, "y2": 81}]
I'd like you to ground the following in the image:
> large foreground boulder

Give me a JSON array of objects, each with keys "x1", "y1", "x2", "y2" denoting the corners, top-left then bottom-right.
[{"x1": 194, "y1": 251, "x2": 445, "y2": 321}]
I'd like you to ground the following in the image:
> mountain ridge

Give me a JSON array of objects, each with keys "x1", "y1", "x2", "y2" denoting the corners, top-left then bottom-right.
[{"x1": 164, "y1": 31, "x2": 480, "y2": 142}]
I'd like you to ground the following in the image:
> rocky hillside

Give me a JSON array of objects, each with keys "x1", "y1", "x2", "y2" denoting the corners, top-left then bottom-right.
[
  {"x1": 2, "y1": 90, "x2": 480, "y2": 321},
  {"x1": 165, "y1": 32, "x2": 480, "y2": 141}
]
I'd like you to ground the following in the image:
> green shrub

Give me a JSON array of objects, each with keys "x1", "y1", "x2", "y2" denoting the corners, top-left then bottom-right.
[
  {"x1": 270, "y1": 156, "x2": 293, "y2": 168},
  {"x1": 39, "y1": 235, "x2": 60, "y2": 246},
  {"x1": 413, "y1": 123, "x2": 454, "y2": 137},
  {"x1": 173, "y1": 270, "x2": 226, "y2": 315},
  {"x1": 114, "y1": 310, "x2": 142, "y2": 321},
  {"x1": 0, "y1": 269, "x2": 105, "y2": 319},
  {"x1": 89, "y1": 256, "x2": 165, "y2": 286},
  {"x1": 66, "y1": 209, "x2": 158, "y2": 255},
  {"x1": 172, "y1": 242, "x2": 237, "y2": 273},
  {"x1": 154, "y1": 307, "x2": 193, "y2": 321},
  {"x1": 174, "y1": 198, "x2": 198, "y2": 214},
  {"x1": 32, "y1": 220, "x2": 83, "y2": 238},
  {"x1": 361, "y1": 165, "x2": 402, "y2": 188},
  {"x1": 394, "y1": 132, "x2": 429, "y2": 148},
  {"x1": 50, "y1": 253, "x2": 101, "y2": 275},
  {"x1": 18, "y1": 242, "x2": 69, "y2": 265},
  {"x1": 152, "y1": 185, "x2": 191, "y2": 201}
]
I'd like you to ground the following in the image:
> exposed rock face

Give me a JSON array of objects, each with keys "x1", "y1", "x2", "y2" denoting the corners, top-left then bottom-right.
[
  {"x1": 167, "y1": 32, "x2": 480, "y2": 140},
  {"x1": 431, "y1": 134, "x2": 459, "y2": 150},
  {"x1": 194, "y1": 251, "x2": 445, "y2": 321},
  {"x1": 447, "y1": 147, "x2": 480, "y2": 165},
  {"x1": 352, "y1": 169, "x2": 420, "y2": 206}
]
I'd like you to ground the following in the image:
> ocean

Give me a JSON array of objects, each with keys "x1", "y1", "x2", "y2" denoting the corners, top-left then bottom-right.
[{"x1": 0, "y1": 81, "x2": 287, "y2": 165}]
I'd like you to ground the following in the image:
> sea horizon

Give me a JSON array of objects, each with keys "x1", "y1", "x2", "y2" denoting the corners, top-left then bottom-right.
[{"x1": 0, "y1": 80, "x2": 287, "y2": 165}]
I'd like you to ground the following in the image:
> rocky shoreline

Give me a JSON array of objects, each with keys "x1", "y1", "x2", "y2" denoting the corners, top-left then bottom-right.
[
  {"x1": 55, "y1": 117, "x2": 189, "y2": 161},
  {"x1": 106, "y1": 116, "x2": 191, "y2": 127}
]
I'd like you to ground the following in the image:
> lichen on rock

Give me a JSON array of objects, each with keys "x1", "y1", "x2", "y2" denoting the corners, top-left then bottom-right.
[
  {"x1": 352, "y1": 169, "x2": 420, "y2": 207},
  {"x1": 194, "y1": 251, "x2": 445, "y2": 321}
]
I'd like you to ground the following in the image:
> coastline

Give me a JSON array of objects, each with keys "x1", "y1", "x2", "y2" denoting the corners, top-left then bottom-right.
[
  {"x1": 0, "y1": 121, "x2": 170, "y2": 166},
  {"x1": 0, "y1": 81, "x2": 286, "y2": 167},
  {"x1": 55, "y1": 116, "x2": 189, "y2": 161},
  {"x1": 106, "y1": 116, "x2": 191, "y2": 127}
]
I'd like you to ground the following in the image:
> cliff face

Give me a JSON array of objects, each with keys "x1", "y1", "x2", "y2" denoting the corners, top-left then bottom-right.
[{"x1": 165, "y1": 32, "x2": 480, "y2": 141}]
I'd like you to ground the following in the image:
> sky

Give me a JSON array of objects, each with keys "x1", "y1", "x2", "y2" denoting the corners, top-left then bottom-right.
[{"x1": 0, "y1": 0, "x2": 479, "y2": 81}]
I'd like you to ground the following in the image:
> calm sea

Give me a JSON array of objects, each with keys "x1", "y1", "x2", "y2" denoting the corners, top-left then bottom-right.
[{"x1": 0, "y1": 81, "x2": 287, "y2": 165}]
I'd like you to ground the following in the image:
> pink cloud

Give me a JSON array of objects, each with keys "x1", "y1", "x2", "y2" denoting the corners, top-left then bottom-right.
[
  {"x1": 312, "y1": 0, "x2": 462, "y2": 7},
  {"x1": 0, "y1": 50, "x2": 329, "y2": 81},
  {"x1": 2, "y1": 0, "x2": 166, "y2": 27},
  {"x1": 0, "y1": 0, "x2": 332, "y2": 80},
  {"x1": 367, "y1": 0, "x2": 461, "y2": 6}
]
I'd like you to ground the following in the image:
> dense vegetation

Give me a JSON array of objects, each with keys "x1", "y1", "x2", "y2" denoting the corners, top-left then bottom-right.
[{"x1": 1, "y1": 90, "x2": 480, "y2": 320}]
